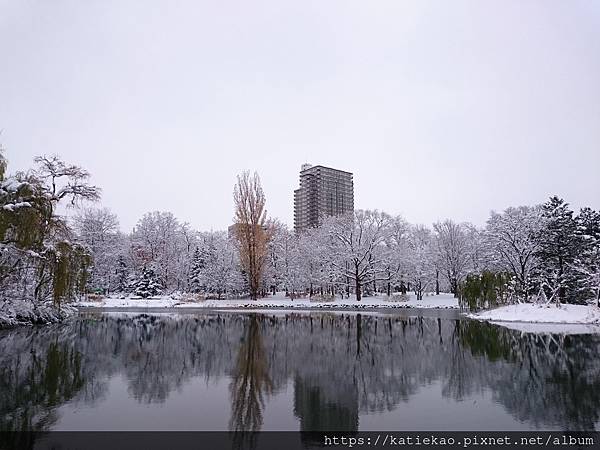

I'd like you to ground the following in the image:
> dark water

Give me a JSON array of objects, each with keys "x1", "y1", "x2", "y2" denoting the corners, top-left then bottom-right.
[{"x1": 1, "y1": 310, "x2": 600, "y2": 433}]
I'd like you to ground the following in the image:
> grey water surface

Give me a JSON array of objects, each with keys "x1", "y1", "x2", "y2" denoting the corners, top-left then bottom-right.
[{"x1": 1, "y1": 310, "x2": 599, "y2": 433}]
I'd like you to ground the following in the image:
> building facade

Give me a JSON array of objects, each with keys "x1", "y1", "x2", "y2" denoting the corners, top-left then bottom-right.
[{"x1": 293, "y1": 163, "x2": 354, "y2": 232}]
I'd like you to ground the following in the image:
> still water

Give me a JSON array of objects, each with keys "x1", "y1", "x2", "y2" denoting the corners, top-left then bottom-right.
[{"x1": 1, "y1": 310, "x2": 599, "y2": 432}]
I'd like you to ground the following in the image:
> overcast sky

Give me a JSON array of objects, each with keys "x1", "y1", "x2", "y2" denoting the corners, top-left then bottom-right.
[{"x1": 1, "y1": 0, "x2": 599, "y2": 232}]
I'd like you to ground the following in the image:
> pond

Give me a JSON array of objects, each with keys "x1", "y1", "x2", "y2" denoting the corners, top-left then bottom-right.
[{"x1": 1, "y1": 310, "x2": 599, "y2": 435}]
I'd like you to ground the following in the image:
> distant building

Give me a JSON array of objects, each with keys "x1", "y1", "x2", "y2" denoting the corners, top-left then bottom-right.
[{"x1": 293, "y1": 163, "x2": 354, "y2": 232}]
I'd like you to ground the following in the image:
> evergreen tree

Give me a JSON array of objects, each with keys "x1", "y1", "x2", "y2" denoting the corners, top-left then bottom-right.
[
  {"x1": 188, "y1": 247, "x2": 205, "y2": 293},
  {"x1": 535, "y1": 196, "x2": 582, "y2": 304},
  {"x1": 574, "y1": 207, "x2": 600, "y2": 305},
  {"x1": 133, "y1": 266, "x2": 162, "y2": 298},
  {"x1": 115, "y1": 256, "x2": 129, "y2": 293}
]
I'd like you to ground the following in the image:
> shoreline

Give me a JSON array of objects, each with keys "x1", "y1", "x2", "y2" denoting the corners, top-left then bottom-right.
[
  {"x1": 0, "y1": 301, "x2": 78, "y2": 329},
  {"x1": 466, "y1": 303, "x2": 600, "y2": 334},
  {"x1": 76, "y1": 305, "x2": 462, "y2": 318}
]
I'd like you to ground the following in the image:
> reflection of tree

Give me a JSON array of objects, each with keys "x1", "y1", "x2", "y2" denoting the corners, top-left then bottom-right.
[
  {"x1": 442, "y1": 320, "x2": 475, "y2": 400},
  {"x1": 2, "y1": 312, "x2": 600, "y2": 434},
  {"x1": 293, "y1": 376, "x2": 358, "y2": 431},
  {"x1": 0, "y1": 340, "x2": 85, "y2": 449},
  {"x1": 459, "y1": 321, "x2": 600, "y2": 430},
  {"x1": 229, "y1": 315, "x2": 273, "y2": 435}
]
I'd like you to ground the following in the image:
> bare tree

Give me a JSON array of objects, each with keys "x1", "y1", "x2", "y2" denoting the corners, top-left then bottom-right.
[
  {"x1": 233, "y1": 171, "x2": 271, "y2": 300},
  {"x1": 34, "y1": 155, "x2": 101, "y2": 206}
]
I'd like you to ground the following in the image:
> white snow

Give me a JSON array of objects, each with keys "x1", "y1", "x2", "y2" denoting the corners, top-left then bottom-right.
[
  {"x1": 74, "y1": 292, "x2": 459, "y2": 310},
  {"x1": 2, "y1": 202, "x2": 31, "y2": 211},
  {"x1": 0, "y1": 300, "x2": 77, "y2": 327},
  {"x1": 76, "y1": 296, "x2": 182, "y2": 308},
  {"x1": 467, "y1": 303, "x2": 600, "y2": 326}
]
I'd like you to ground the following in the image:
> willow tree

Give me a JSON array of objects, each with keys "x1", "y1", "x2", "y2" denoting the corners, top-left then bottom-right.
[
  {"x1": 1, "y1": 152, "x2": 100, "y2": 305},
  {"x1": 233, "y1": 171, "x2": 271, "y2": 300},
  {"x1": 0, "y1": 147, "x2": 6, "y2": 181}
]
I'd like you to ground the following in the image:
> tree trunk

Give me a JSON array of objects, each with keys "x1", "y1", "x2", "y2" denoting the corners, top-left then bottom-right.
[
  {"x1": 558, "y1": 256, "x2": 565, "y2": 303},
  {"x1": 355, "y1": 276, "x2": 362, "y2": 301}
]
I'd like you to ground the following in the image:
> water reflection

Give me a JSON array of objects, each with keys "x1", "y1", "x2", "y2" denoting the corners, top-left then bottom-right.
[
  {"x1": 229, "y1": 316, "x2": 273, "y2": 448},
  {"x1": 0, "y1": 311, "x2": 599, "y2": 437},
  {"x1": 0, "y1": 341, "x2": 84, "y2": 432}
]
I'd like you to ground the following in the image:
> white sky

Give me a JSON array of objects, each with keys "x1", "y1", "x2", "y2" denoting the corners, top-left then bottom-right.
[{"x1": 1, "y1": 0, "x2": 599, "y2": 232}]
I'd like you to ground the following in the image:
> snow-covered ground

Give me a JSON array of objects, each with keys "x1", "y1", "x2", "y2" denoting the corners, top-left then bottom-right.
[
  {"x1": 467, "y1": 303, "x2": 600, "y2": 334},
  {"x1": 0, "y1": 300, "x2": 77, "y2": 328},
  {"x1": 73, "y1": 292, "x2": 459, "y2": 310}
]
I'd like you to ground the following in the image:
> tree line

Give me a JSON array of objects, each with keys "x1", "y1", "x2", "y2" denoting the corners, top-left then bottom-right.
[{"x1": 1, "y1": 151, "x2": 598, "y2": 308}]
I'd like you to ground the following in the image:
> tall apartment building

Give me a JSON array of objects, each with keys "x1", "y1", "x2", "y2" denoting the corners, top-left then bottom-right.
[{"x1": 293, "y1": 163, "x2": 354, "y2": 232}]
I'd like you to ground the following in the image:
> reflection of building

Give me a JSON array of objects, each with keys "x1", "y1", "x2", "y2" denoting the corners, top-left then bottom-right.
[
  {"x1": 293, "y1": 164, "x2": 354, "y2": 232},
  {"x1": 293, "y1": 376, "x2": 359, "y2": 432}
]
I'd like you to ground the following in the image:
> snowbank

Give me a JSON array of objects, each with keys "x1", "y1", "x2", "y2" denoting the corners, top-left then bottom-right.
[
  {"x1": 467, "y1": 303, "x2": 600, "y2": 332},
  {"x1": 74, "y1": 292, "x2": 459, "y2": 310},
  {"x1": 0, "y1": 300, "x2": 77, "y2": 328}
]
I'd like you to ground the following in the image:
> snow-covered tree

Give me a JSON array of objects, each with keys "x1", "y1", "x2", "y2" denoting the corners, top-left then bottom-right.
[
  {"x1": 129, "y1": 211, "x2": 196, "y2": 292},
  {"x1": 433, "y1": 220, "x2": 472, "y2": 296},
  {"x1": 383, "y1": 215, "x2": 411, "y2": 295},
  {"x1": 188, "y1": 247, "x2": 205, "y2": 293},
  {"x1": 264, "y1": 220, "x2": 288, "y2": 295},
  {"x1": 298, "y1": 226, "x2": 329, "y2": 297},
  {"x1": 405, "y1": 224, "x2": 435, "y2": 300},
  {"x1": 573, "y1": 207, "x2": 600, "y2": 305},
  {"x1": 114, "y1": 255, "x2": 129, "y2": 293},
  {"x1": 485, "y1": 206, "x2": 543, "y2": 301},
  {"x1": 199, "y1": 232, "x2": 243, "y2": 299},
  {"x1": 274, "y1": 227, "x2": 306, "y2": 298},
  {"x1": 73, "y1": 207, "x2": 122, "y2": 293},
  {"x1": 324, "y1": 210, "x2": 393, "y2": 301},
  {"x1": 535, "y1": 196, "x2": 582, "y2": 305},
  {"x1": 133, "y1": 266, "x2": 162, "y2": 298},
  {"x1": 1, "y1": 153, "x2": 100, "y2": 306}
]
